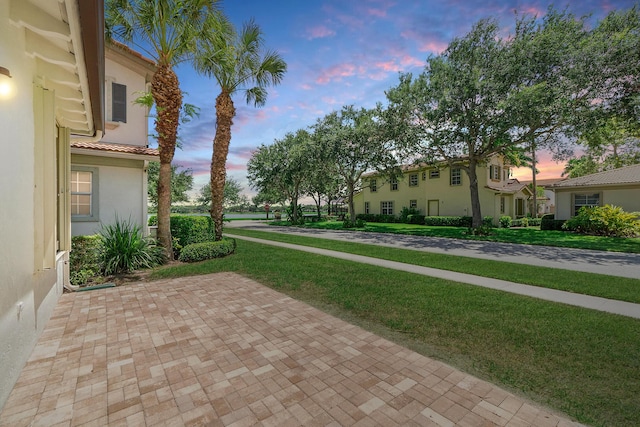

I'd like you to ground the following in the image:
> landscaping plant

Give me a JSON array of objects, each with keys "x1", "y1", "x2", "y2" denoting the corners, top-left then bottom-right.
[
  {"x1": 563, "y1": 205, "x2": 640, "y2": 237},
  {"x1": 100, "y1": 217, "x2": 165, "y2": 275}
]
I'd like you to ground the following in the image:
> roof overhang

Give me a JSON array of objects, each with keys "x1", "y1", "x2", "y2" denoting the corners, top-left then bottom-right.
[
  {"x1": 71, "y1": 141, "x2": 159, "y2": 162},
  {"x1": 10, "y1": 0, "x2": 104, "y2": 137}
]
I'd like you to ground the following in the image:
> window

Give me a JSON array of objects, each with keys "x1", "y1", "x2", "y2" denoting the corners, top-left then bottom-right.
[
  {"x1": 500, "y1": 196, "x2": 505, "y2": 214},
  {"x1": 409, "y1": 173, "x2": 418, "y2": 187},
  {"x1": 574, "y1": 193, "x2": 600, "y2": 216},
  {"x1": 390, "y1": 178, "x2": 398, "y2": 191},
  {"x1": 422, "y1": 171, "x2": 427, "y2": 180},
  {"x1": 381, "y1": 201, "x2": 394, "y2": 215},
  {"x1": 370, "y1": 179, "x2": 377, "y2": 192},
  {"x1": 409, "y1": 200, "x2": 417, "y2": 209},
  {"x1": 503, "y1": 167, "x2": 510, "y2": 181},
  {"x1": 450, "y1": 168, "x2": 461, "y2": 186},
  {"x1": 490, "y1": 165, "x2": 501, "y2": 181},
  {"x1": 112, "y1": 82, "x2": 127, "y2": 123},
  {"x1": 429, "y1": 169, "x2": 440, "y2": 179},
  {"x1": 364, "y1": 202, "x2": 370, "y2": 214},
  {"x1": 71, "y1": 167, "x2": 99, "y2": 221}
]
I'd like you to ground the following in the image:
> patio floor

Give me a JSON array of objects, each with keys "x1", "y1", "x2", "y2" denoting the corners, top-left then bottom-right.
[{"x1": 0, "y1": 273, "x2": 580, "y2": 426}]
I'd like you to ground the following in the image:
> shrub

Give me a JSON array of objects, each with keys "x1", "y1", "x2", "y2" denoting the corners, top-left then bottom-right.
[
  {"x1": 149, "y1": 214, "x2": 216, "y2": 252},
  {"x1": 563, "y1": 205, "x2": 640, "y2": 237},
  {"x1": 528, "y1": 218, "x2": 542, "y2": 227},
  {"x1": 541, "y1": 214, "x2": 566, "y2": 231},
  {"x1": 399, "y1": 207, "x2": 420, "y2": 223},
  {"x1": 101, "y1": 217, "x2": 166, "y2": 275},
  {"x1": 178, "y1": 238, "x2": 236, "y2": 262},
  {"x1": 512, "y1": 217, "x2": 529, "y2": 227},
  {"x1": 70, "y1": 235, "x2": 103, "y2": 286},
  {"x1": 499, "y1": 216, "x2": 512, "y2": 228},
  {"x1": 407, "y1": 214, "x2": 426, "y2": 225},
  {"x1": 355, "y1": 219, "x2": 367, "y2": 228}
]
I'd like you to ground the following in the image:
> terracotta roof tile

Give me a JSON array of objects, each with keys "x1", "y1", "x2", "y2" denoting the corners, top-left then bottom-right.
[{"x1": 70, "y1": 141, "x2": 159, "y2": 158}]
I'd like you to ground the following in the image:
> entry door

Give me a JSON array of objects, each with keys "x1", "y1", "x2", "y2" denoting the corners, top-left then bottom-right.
[{"x1": 428, "y1": 199, "x2": 439, "y2": 216}]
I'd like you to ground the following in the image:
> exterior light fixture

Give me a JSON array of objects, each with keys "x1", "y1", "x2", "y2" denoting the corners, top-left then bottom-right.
[{"x1": 0, "y1": 66, "x2": 13, "y2": 99}]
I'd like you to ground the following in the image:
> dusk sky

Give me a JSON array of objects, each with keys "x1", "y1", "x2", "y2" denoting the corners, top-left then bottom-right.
[{"x1": 160, "y1": 0, "x2": 637, "y2": 199}]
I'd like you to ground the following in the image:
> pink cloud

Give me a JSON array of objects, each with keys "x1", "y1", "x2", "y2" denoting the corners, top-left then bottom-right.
[
  {"x1": 300, "y1": 83, "x2": 312, "y2": 90},
  {"x1": 306, "y1": 25, "x2": 336, "y2": 40},
  {"x1": 316, "y1": 63, "x2": 358, "y2": 84},
  {"x1": 400, "y1": 54, "x2": 424, "y2": 68},
  {"x1": 375, "y1": 60, "x2": 402, "y2": 72},
  {"x1": 418, "y1": 40, "x2": 448, "y2": 54},
  {"x1": 226, "y1": 162, "x2": 248, "y2": 172},
  {"x1": 368, "y1": 8, "x2": 387, "y2": 18}
]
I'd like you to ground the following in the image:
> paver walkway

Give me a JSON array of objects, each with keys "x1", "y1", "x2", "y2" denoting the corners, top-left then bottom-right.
[{"x1": 0, "y1": 273, "x2": 580, "y2": 426}]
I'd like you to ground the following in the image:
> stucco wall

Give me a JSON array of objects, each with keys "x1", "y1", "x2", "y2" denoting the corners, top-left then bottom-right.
[
  {"x1": 555, "y1": 186, "x2": 640, "y2": 220},
  {"x1": 71, "y1": 156, "x2": 147, "y2": 236},
  {"x1": 103, "y1": 56, "x2": 149, "y2": 146},
  {"x1": 0, "y1": 4, "x2": 61, "y2": 410}
]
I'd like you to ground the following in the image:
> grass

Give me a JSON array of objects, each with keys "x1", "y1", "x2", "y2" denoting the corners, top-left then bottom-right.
[
  {"x1": 225, "y1": 228, "x2": 640, "y2": 303},
  {"x1": 286, "y1": 220, "x2": 640, "y2": 253},
  {"x1": 149, "y1": 239, "x2": 640, "y2": 427}
]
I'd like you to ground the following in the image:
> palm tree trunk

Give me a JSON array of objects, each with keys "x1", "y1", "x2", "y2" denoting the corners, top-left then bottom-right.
[
  {"x1": 531, "y1": 143, "x2": 538, "y2": 218},
  {"x1": 211, "y1": 91, "x2": 235, "y2": 240},
  {"x1": 152, "y1": 64, "x2": 182, "y2": 260}
]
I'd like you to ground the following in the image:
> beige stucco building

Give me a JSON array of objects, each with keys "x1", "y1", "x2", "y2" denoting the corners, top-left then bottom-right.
[
  {"x1": 0, "y1": 0, "x2": 104, "y2": 409},
  {"x1": 70, "y1": 42, "x2": 158, "y2": 237},
  {"x1": 353, "y1": 156, "x2": 533, "y2": 224},
  {"x1": 551, "y1": 164, "x2": 640, "y2": 220}
]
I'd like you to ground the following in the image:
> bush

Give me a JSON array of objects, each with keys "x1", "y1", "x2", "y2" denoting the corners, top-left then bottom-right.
[
  {"x1": 149, "y1": 214, "x2": 216, "y2": 251},
  {"x1": 70, "y1": 235, "x2": 103, "y2": 286},
  {"x1": 541, "y1": 214, "x2": 566, "y2": 231},
  {"x1": 528, "y1": 218, "x2": 542, "y2": 227},
  {"x1": 407, "y1": 214, "x2": 426, "y2": 225},
  {"x1": 563, "y1": 205, "x2": 640, "y2": 237},
  {"x1": 355, "y1": 219, "x2": 367, "y2": 228},
  {"x1": 499, "y1": 216, "x2": 512, "y2": 228},
  {"x1": 511, "y1": 217, "x2": 529, "y2": 227},
  {"x1": 178, "y1": 238, "x2": 236, "y2": 262},
  {"x1": 101, "y1": 217, "x2": 166, "y2": 275},
  {"x1": 399, "y1": 207, "x2": 420, "y2": 223}
]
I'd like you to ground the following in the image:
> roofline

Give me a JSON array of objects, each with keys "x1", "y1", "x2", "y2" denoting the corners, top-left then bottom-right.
[
  {"x1": 77, "y1": 0, "x2": 105, "y2": 136},
  {"x1": 71, "y1": 146, "x2": 159, "y2": 162}
]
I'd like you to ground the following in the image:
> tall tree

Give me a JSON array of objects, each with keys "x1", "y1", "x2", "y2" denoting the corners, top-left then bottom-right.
[
  {"x1": 194, "y1": 19, "x2": 287, "y2": 240},
  {"x1": 147, "y1": 162, "x2": 194, "y2": 207},
  {"x1": 313, "y1": 105, "x2": 396, "y2": 226},
  {"x1": 247, "y1": 130, "x2": 311, "y2": 223},
  {"x1": 106, "y1": 0, "x2": 226, "y2": 258},
  {"x1": 197, "y1": 176, "x2": 244, "y2": 208}
]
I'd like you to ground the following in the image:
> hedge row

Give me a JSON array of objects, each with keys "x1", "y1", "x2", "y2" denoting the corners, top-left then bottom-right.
[
  {"x1": 178, "y1": 238, "x2": 236, "y2": 262},
  {"x1": 149, "y1": 215, "x2": 216, "y2": 247},
  {"x1": 356, "y1": 214, "x2": 494, "y2": 227},
  {"x1": 540, "y1": 214, "x2": 566, "y2": 231}
]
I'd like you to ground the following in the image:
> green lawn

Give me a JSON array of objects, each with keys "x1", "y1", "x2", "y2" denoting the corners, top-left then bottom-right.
[
  {"x1": 288, "y1": 220, "x2": 640, "y2": 253},
  {"x1": 225, "y1": 228, "x2": 640, "y2": 303},
  {"x1": 149, "y1": 239, "x2": 640, "y2": 427}
]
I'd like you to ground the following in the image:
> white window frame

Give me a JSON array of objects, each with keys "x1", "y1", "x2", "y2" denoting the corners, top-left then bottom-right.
[
  {"x1": 490, "y1": 165, "x2": 501, "y2": 181},
  {"x1": 71, "y1": 166, "x2": 99, "y2": 222},
  {"x1": 370, "y1": 179, "x2": 377, "y2": 192},
  {"x1": 364, "y1": 201, "x2": 370, "y2": 214},
  {"x1": 390, "y1": 178, "x2": 398, "y2": 191},
  {"x1": 430, "y1": 169, "x2": 440, "y2": 179},
  {"x1": 409, "y1": 200, "x2": 417, "y2": 209},
  {"x1": 381, "y1": 201, "x2": 394, "y2": 215},
  {"x1": 409, "y1": 173, "x2": 419, "y2": 187},
  {"x1": 573, "y1": 193, "x2": 600, "y2": 216},
  {"x1": 450, "y1": 168, "x2": 462, "y2": 186}
]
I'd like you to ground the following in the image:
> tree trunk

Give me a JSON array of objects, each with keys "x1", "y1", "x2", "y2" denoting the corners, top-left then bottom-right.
[
  {"x1": 211, "y1": 91, "x2": 235, "y2": 241},
  {"x1": 347, "y1": 182, "x2": 356, "y2": 225},
  {"x1": 467, "y1": 159, "x2": 483, "y2": 228},
  {"x1": 531, "y1": 143, "x2": 538, "y2": 218},
  {"x1": 152, "y1": 64, "x2": 182, "y2": 260}
]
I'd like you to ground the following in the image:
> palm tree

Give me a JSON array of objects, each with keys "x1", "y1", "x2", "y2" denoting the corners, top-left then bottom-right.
[
  {"x1": 194, "y1": 19, "x2": 287, "y2": 240},
  {"x1": 105, "y1": 0, "x2": 228, "y2": 258}
]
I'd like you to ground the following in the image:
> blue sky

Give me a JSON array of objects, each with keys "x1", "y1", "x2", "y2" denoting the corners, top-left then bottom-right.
[{"x1": 163, "y1": 0, "x2": 637, "y2": 198}]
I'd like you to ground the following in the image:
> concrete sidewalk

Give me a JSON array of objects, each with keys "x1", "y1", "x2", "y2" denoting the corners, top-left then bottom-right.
[
  {"x1": 226, "y1": 220, "x2": 640, "y2": 279},
  {"x1": 226, "y1": 225, "x2": 640, "y2": 319}
]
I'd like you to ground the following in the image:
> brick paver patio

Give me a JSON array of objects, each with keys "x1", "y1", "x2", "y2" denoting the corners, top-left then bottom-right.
[{"x1": 0, "y1": 273, "x2": 581, "y2": 426}]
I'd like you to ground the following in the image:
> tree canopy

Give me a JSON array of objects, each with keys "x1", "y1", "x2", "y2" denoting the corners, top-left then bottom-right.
[{"x1": 147, "y1": 162, "x2": 193, "y2": 207}]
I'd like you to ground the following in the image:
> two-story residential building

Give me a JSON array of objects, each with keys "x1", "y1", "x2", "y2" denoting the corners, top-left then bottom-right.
[
  {"x1": 353, "y1": 156, "x2": 533, "y2": 224},
  {"x1": 0, "y1": 0, "x2": 103, "y2": 409},
  {"x1": 70, "y1": 42, "x2": 159, "y2": 236}
]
